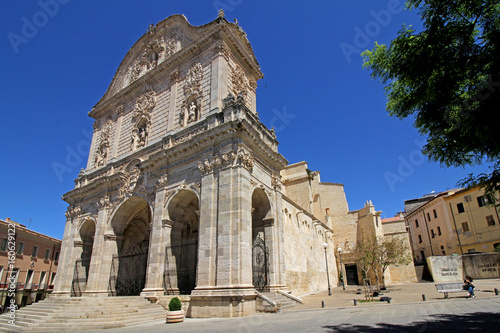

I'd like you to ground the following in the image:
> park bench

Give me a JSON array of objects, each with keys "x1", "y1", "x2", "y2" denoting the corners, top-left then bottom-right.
[{"x1": 435, "y1": 282, "x2": 467, "y2": 298}]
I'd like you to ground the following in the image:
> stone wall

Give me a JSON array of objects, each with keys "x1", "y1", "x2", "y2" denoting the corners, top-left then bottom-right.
[
  {"x1": 462, "y1": 253, "x2": 500, "y2": 279},
  {"x1": 281, "y1": 198, "x2": 337, "y2": 296}
]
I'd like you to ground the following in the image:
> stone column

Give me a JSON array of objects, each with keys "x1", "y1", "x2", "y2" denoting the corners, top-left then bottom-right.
[
  {"x1": 141, "y1": 189, "x2": 167, "y2": 296},
  {"x1": 84, "y1": 207, "x2": 119, "y2": 296},
  {"x1": 52, "y1": 214, "x2": 80, "y2": 296},
  {"x1": 167, "y1": 71, "x2": 178, "y2": 133},
  {"x1": 161, "y1": 219, "x2": 179, "y2": 294},
  {"x1": 191, "y1": 157, "x2": 256, "y2": 318},
  {"x1": 209, "y1": 44, "x2": 229, "y2": 113},
  {"x1": 194, "y1": 171, "x2": 217, "y2": 288}
]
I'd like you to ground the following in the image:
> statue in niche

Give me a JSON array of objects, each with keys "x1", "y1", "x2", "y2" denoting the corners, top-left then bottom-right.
[
  {"x1": 131, "y1": 126, "x2": 148, "y2": 150},
  {"x1": 188, "y1": 102, "x2": 197, "y2": 123},
  {"x1": 94, "y1": 144, "x2": 108, "y2": 167}
]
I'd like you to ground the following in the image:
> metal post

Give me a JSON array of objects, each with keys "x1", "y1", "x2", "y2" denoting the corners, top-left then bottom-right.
[{"x1": 323, "y1": 243, "x2": 332, "y2": 296}]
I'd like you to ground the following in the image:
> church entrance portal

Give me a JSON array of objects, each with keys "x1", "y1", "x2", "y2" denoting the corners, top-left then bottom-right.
[
  {"x1": 109, "y1": 197, "x2": 151, "y2": 296},
  {"x1": 164, "y1": 190, "x2": 199, "y2": 295},
  {"x1": 71, "y1": 219, "x2": 95, "y2": 296},
  {"x1": 251, "y1": 188, "x2": 272, "y2": 292}
]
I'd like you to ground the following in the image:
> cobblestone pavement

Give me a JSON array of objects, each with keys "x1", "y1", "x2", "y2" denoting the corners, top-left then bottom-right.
[{"x1": 84, "y1": 280, "x2": 500, "y2": 333}]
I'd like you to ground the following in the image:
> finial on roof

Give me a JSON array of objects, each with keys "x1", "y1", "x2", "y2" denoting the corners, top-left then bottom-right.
[{"x1": 218, "y1": 8, "x2": 225, "y2": 18}]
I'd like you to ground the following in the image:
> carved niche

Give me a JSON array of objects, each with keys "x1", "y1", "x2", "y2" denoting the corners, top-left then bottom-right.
[
  {"x1": 127, "y1": 23, "x2": 178, "y2": 85},
  {"x1": 131, "y1": 87, "x2": 156, "y2": 151},
  {"x1": 230, "y1": 65, "x2": 248, "y2": 96},
  {"x1": 180, "y1": 63, "x2": 204, "y2": 127},
  {"x1": 93, "y1": 119, "x2": 113, "y2": 168}
]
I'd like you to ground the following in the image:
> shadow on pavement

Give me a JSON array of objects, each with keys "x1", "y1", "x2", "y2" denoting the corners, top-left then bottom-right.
[{"x1": 323, "y1": 312, "x2": 499, "y2": 332}]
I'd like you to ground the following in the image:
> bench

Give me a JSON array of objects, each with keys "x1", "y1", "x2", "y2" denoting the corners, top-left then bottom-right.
[{"x1": 435, "y1": 282, "x2": 467, "y2": 298}]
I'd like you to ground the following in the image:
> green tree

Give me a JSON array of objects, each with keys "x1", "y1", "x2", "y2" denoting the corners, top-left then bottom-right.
[
  {"x1": 362, "y1": 0, "x2": 500, "y2": 197},
  {"x1": 355, "y1": 235, "x2": 412, "y2": 289}
]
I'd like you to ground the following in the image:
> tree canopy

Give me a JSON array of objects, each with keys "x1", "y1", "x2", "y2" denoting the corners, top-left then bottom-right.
[{"x1": 362, "y1": 0, "x2": 500, "y2": 195}]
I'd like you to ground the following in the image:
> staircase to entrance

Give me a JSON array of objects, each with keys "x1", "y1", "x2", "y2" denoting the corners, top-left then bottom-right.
[
  {"x1": 0, "y1": 296, "x2": 166, "y2": 332},
  {"x1": 256, "y1": 290, "x2": 303, "y2": 312}
]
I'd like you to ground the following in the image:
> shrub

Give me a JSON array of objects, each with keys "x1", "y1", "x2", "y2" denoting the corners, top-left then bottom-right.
[{"x1": 168, "y1": 297, "x2": 182, "y2": 311}]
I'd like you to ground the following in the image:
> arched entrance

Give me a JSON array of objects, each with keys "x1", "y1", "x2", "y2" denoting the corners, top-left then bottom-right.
[
  {"x1": 164, "y1": 190, "x2": 199, "y2": 295},
  {"x1": 72, "y1": 219, "x2": 95, "y2": 296},
  {"x1": 251, "y1": 188, "x2": 272, "y2": 291},
  {"x1": 109, "y1": 197, "x2": 151, "y2": 296}
]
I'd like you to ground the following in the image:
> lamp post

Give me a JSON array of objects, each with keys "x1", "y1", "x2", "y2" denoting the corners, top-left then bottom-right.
[
  {"x1": 337, "y1": 246, "x2": 345, "y2": 290},
  {"x1": 322, "y1": 243, "x2": 331, "y2": 296}
]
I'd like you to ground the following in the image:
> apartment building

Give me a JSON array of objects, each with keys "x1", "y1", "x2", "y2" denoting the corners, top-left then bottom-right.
[{"x1": 0, "y1": 217, "x2": 61, "y2": 310}]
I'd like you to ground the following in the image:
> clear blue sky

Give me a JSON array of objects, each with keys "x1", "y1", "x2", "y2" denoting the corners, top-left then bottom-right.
[{"x1": 0, "y1": 1, "x2": 489, "y2": 239}]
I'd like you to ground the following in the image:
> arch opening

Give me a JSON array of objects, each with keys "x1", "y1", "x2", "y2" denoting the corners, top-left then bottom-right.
[
  {"x1": 251, "y1": 188, "x2": 272, "y2": 291},
  {"x1": 164, "y1": 190, "x2": 199, "y2": 295},
  {"x1": 71, "y1": 219, "x2": 96, "y2": 296},
  {"x1": 109, "y1": 197, "x2": 151, "y2": 296}
]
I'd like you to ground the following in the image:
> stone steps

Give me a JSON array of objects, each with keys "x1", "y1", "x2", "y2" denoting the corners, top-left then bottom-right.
[
  {"x1": 257, "y1": 291, "x2": 302, "y2": 312},
  {"x1": 0, "y1": 296, "x2": 167, "y2": 332}
]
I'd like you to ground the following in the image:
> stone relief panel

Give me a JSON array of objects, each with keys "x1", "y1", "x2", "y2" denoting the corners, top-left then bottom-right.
[
  {"x1": 198, "y1": 148, "x2": 254, "y2": 174},
  {"x1": 93, "y1": 119, "x2": 113, "y2": 168},
  {"x1": 229, "y1": 63, "x2": 253, "y2": 108},
  {"x1": 131, "y1": 87, "x2": 156, "y2": 151},
  {"x1": 180, "y1": 63, "x2": 204, "y2": 127},
  {"x1": 127, "y1": 23, "x2": 179, "y2": 86}
]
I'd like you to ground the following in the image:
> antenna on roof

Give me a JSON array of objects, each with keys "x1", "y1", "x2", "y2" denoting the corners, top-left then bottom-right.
[{"x1": 27, "y1": 218, "x2": 32, "y2": 229}]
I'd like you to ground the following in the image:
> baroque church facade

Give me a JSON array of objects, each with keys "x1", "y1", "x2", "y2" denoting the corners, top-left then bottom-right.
[{"x1": 53, "y1": 11, "x2": 414, "y2": 317}]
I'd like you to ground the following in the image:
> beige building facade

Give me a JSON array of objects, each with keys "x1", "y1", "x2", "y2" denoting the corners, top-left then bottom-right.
[
  {"x1": 53, "y1": 12, "x2": 416, "y2": 318},
  {"x1": 405, "y1": 187, "x2": 500, "y2": 261},
  {"x1": 0, "y1": 218, "x2": 61, "y2": 310}
]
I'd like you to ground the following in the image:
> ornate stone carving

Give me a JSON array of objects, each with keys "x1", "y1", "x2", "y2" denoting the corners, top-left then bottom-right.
[
  {"x1": 131, "y1": 88, "x2": 156, "y2": 150},
  {"x1": 163, "y1": 189, "x2": 176, "y2": 207},
  {"x1": 93, "y1": 119, "x2": 113, "y2": 168},
  {"x1": 133, "y1": 88, "x2": 156, "y2": 118},
  {"x1": 155, "y1": 172, "x2": 168, "y2": 190},
  {"x1": 271, "y1": 173, "x2": 282, "y2": 190},
  {"x1": 170, "y1": 70, "x2": 179, "y2": 83},
  {"x1": 184, "y1": 63, "x2": 203, "y2": 96},
  {"x1": 127, "y1": 24, "x2": 178, "y2": 85},
  {"x1": 65, "y1": 205, "x2": 81, "y2": 219},
  {"x1": 119, "y1": 166, "x2": 142, "y2": 200},
  {"x1": 222, "y1": 92, "x2": 235, "y2": 109},
  {"x1": 198, "y1": 151, "x2": 237, "y2": 174},
  {"x1": 231, "y1": 65, "x2": 247, "y2": 96},
  {"x1": 97, "y1": 194, "x2": 111, "y2": 210},
  {"x1": 237, "y1": 148, "x2": 254, "y2": 170}
]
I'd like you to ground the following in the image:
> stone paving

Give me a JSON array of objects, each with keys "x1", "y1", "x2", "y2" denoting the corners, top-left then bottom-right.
[{"x1": 83, "y1": 279, "x2": 500, "y2": 333}]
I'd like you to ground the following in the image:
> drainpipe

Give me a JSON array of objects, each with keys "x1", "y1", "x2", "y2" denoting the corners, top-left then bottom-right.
[
  {"x1": 449, "y1": 203, "x2": 464, "y2": 255},
  {"x1": 422, "y1": 210, "x2": 434, "y2": 256}
]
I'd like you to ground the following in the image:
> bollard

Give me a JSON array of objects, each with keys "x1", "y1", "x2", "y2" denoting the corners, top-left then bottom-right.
[
  {"x1": 422, "y1": 294, "x2": 426, "y2": 301},
  {"x1": 495, "y1": 288, "x2": 499, "y2": 296},
  {"x1": 321, "y1": 301, "x2": 325, "y2": 308},
  {"x1": 353, "y1": 299, "x2": 357, "y2": 306}
]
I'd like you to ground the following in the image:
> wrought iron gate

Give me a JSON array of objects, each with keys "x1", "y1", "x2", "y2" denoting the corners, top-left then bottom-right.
[
  {"x1": 108, "y1": 251, "x2": 148, "y2": 296},
  {"x1": 163, "y1": 239, "x2": 198, "y2": 295},
  {"x1": 252, "y1": 234, "x2": 269, "y2": 292},
  {"x1": 71, "y1": 258, "x2": 90, "y2": 297}
]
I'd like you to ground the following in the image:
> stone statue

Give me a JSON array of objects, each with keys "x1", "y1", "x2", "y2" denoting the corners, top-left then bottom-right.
[{"x1": 188, "y1": 102, "x2": 197, "y2": 123}]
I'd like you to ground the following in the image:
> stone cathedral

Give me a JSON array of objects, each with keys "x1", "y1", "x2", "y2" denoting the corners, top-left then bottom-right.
[{"x1": 53, "y1": 11, "x2": 414, "y2": 318}]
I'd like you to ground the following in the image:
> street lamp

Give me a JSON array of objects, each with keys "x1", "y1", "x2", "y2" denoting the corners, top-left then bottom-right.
[
  {"x1": 322, "y1": 243, "x2": 331, "y2": 296},
  {"x1": 337, "y1": 246, "x2": 345, "y2": 290}
]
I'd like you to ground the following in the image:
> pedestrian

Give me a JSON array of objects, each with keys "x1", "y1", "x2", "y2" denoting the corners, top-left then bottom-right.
[{"x1": 464, "y1": 275, "x2": 475, "y2": 298}]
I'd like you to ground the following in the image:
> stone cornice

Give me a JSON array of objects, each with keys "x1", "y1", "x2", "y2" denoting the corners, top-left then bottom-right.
[{"x1": 65, "y1": 104, "x2": 287, "y2": 205}]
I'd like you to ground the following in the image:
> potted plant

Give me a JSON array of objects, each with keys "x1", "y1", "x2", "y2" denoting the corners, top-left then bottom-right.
[{"x1": 166, "y1": 297, "x2": 184, "y2": 323}]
